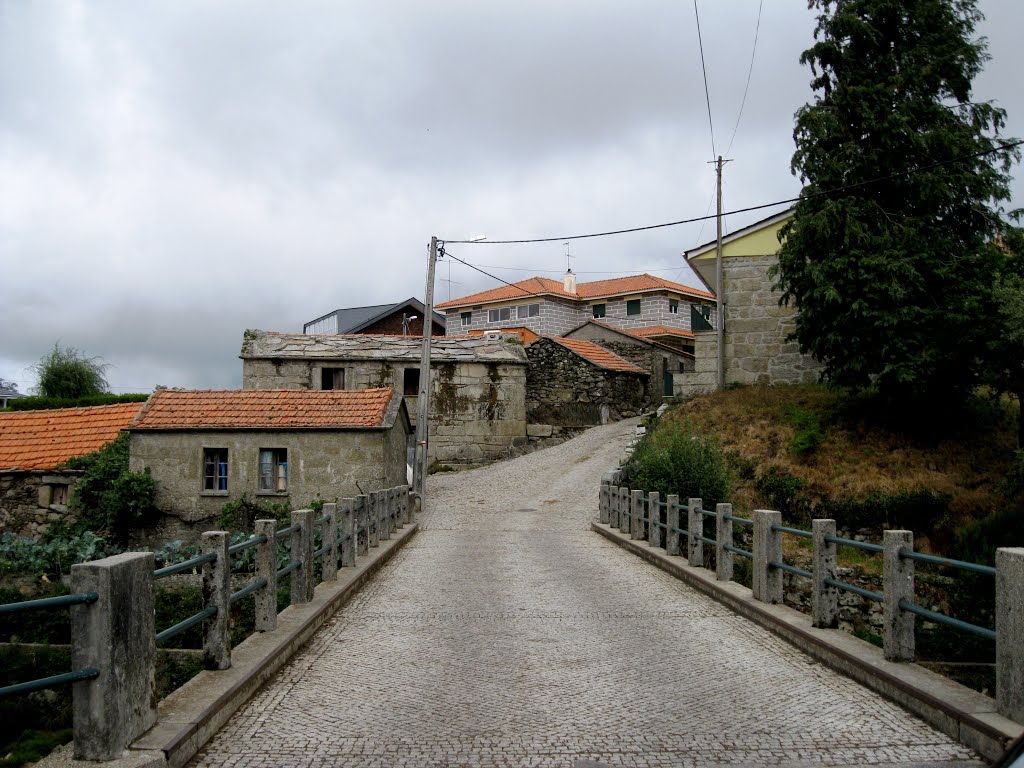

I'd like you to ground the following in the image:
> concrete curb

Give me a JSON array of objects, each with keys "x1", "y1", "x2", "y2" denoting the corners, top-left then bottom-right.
[
  {"x1": 37, "y1": 521, "x2": 418, "y2": 768},
  {"x1": 592, "y1": 521, "x2": 1022, "y2": 762}
]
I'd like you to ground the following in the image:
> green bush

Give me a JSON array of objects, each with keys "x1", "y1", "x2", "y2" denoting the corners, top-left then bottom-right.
[
  {"x1": 822, "y1": 489, "x2": 950, "y2": 531},
  {"x1": 624, "y1": 419, "x2": 731, "y2": 506},
  {"x1": 955, "y1": 505, "x2": 1024, "y2": 566},
  {"x1": 217, "y1": 494, "x2": 292, "y2": 531},
  {"x1": 0, "y1": 531, "x2": 109, "y2": 579},
  {"x1": 782, "y1": 404, "x2": 825, "y2": 457},
  {"x1": 755, "y1": 466, "x2": 810, "y2": 521},
  {"x1": 3, "y1": 393, "x2": 149, "y2": 411}
]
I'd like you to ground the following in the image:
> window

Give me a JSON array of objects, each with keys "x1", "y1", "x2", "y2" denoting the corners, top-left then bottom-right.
[
  {"x1": 403, "y1": 367, "x2": 420, "y2": 396},
  {"x1": 259, "y1": 449, "x2": 288, "y2": 493},
  {"x1": 627, "y1": 299, "x2": 642, "y2": 316},
  {"x1": 203, "y1": 448, "x2": 229, "y2": 492},
  {"x1": 525, "y1": 303, "x2": 540, "y2": 318},
  {"x1": 321, "y1": 368, "x2": 345, "y2": 390},
  {"x1": 461, "y1": 311, "x2": 472, "y2": 326},
  {"x1": 488, "y1": 307, "x2": 512, "y2": 323},
  {"x1": 669, "y1": 299, "x2": 679, "y2": 314},
  {"x1": 51, "y1": 483, "x2": 70, "y2": 506},
  {"x1": 592, "y1": 303, "x2": 606, "y2": 318}
]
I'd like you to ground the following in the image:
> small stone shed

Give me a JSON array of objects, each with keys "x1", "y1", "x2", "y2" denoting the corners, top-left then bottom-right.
[
  {"x1": 526, "y1": 337, "x2": 649, "y2": 426},
  {"x1": 128, "y1": 388, "x2": 410, "y2": 535},
  {"x1": 563, "y1": 319, "x2": 694, "y2": 400},
  {"x1": 0, "y1": 402, "x2": 142, "y2": 538},
  {"x1": 240, "y1": 329, "x2": 529, "y2": 467},
  {"x1": 680, "y1": 208, "x2": 824, "y2": 397}
]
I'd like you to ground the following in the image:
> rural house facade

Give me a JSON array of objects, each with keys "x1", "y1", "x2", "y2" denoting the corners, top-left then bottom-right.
[
  {"x1": 240, "y1": 330, "x2": 529, "y2": 467},
  {"x1": 128, "y1": 388, "x2": 410, "y2": 535}
]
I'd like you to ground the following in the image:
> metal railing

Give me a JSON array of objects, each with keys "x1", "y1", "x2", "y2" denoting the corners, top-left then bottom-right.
[{"x1": 598, "y1": 476, "x2": 1024, "y2": 725}]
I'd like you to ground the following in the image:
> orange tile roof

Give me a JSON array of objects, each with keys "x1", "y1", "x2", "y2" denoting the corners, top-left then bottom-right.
[
  {"x1": 435, "y1": 273, "x2": 713, "y2": 309},
  {"x1": 131, "y1": 389, "x2": 396, "y2": 430},
  {"x1": 0, "y1": 402, "x2": 143, "y2": 471},
  {"x1": 550, "y1": 338, "x2": 647, "y2": 374},
  {"x1": 628, "y1": 325, "x2": 695, "y2": 340},
  {"x1": 467, "y1": 326, "x2": 540, "y2": 345}
]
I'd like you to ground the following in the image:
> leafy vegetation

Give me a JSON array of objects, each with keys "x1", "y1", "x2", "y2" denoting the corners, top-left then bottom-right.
[
  {"x1": 623, "y1": 418, "x2": 732, "y2": 507},
  {"x1": 65, "y1": 433, "x2": 157, "y2": 544},
  {"x1": 774, "y1": 0, "x2": 1019, "y2": 410},
  {"x1": 0, "y1": 531, "x2": 109, "y2": 579},
  {"x1": 217, "y1": 494, "x2": 293, "y2": 531},
  {"x1": 31, "y1": 343, "x2": 110, "y2": 399},
  {"x1": 3, "y1": 393, "x2": 149, "y2": 411}
]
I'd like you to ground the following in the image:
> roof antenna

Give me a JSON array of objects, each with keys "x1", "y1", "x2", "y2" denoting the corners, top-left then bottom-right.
[{"x1": 564, "y1": 241, "x2": 575, "y2": 273}]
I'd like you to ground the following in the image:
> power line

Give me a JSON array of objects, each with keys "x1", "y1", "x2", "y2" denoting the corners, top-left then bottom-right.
[
  {"x1": 723, "y1": 0, "x2": 764, "y2": 160},
  {"x1": 693, "y1": 0, "x2": 716, "y2": 159},
  {"x1": 454, "y1": 264, "x2": 689, "y2": 275},
  {"x1": 443, "y1": 138, "x2": 1024, "y2": 245}
]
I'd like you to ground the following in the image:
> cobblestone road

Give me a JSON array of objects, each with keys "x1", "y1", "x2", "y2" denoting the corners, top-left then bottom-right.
[{"x1": 190, "y1": 420, "x2": 982, "y2": 767}]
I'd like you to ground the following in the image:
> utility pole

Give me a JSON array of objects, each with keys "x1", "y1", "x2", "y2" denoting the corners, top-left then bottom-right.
[
  {"x1": 715, "y1": 155, "x2": 726, "y2": 390},
  {"x1": 413, "y1": 237, "x2": 438, "y2": 507}
]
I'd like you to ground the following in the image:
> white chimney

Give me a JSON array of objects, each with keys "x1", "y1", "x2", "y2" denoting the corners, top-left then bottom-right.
[{"x1": 563, "y1": 268, "x2": 577, "y2": 294}]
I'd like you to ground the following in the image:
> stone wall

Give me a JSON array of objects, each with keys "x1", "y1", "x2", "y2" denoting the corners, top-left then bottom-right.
[
  {"x1": 0, "y1": 470, "x2": 82, "y2": 539},
  {"x1": 129, "y1": 426, "x2": 407, "y2": 537},
  {"x1": 676, "y1": 254, "x2": 824, "y2": 399},
  {"x1": 525, "y1": 338, "x2": 649, "y2": 425}
]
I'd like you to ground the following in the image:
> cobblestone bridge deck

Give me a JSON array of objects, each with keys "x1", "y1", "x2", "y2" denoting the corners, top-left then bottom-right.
[{"x1": 190, "y1": 420, "x2": 983, "y2": 767}]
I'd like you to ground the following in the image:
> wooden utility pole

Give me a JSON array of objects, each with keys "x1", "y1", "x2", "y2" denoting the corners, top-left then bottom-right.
[
  {"x1": 715, "y1": 155, "x2": 726, "y2": 390},
  {"x1": 413, "y1": 237, "x2": 438, "y2": 506}
]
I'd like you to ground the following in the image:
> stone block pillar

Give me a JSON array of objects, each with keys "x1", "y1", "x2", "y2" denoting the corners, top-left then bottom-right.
[
  {"x1": 687, "y1": 498, "x2": 703, "y2": 568},
  {"x1": 254, "y1": 520, "x2": 277, "y2": 631},
  {"x1": 753, "y1": 510, "x2": 782, "y2": 604},
  {"x1": 70, "y1": 552, "x2": 157, "y2": 761},
  {"x1": 291, "y1": 509, "x2": 314, "y2": 605},
  {"x1": 619, "y1": 487, "x2": 630, "y2": 532},
  {"x1": 997, "y1": 547, "x2": 1024, "y2": 723},
  {"x1": 631, "y1": 490, "x2": 644, "y2": 541},
  {"x1": 715, "y1": 503, "x2": 732, "y2": 582},
  {"x1": 812, "y1": 519, "x2": 838, "y2": 628},
  {"x1": 883, "y1": 530, "x2": 914, "y2": 662},
  {"x1": 356, "y1": 495, "x2": 369, "y2": 555},
  {"x1": 648, "y1": 492, "x2": 660, "y2": 548},
  {"x1": 666, "y1": 495, "x2": 681, "y2": 556},
  {"x1": 368, "y1": 492, "x2": 380, "y2": 548},
  {"x1": 379, "y1": 490, "x2": 392, "y2": 541},
  {"x1": 599, "y1": 483, "x2": 610, "y2": 525},
  {"x1": 201, "y1": 531, "x2": 231, "y2": 670},
  {"x1": 322, "y1": 503, "x2": 338, "y2": 582},
  {"x1": 339, "y1": 499, "x2": 355, "y2": 567},
  {"x1": 401, "y1": 485, "x2": 412, "y2": 525}
]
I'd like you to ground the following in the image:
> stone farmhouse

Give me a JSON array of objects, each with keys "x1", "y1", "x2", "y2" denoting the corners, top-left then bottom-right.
[
  {"x1": 240, "y1": 330, "x2": 528, "y2": 467},
  {"x1": 435, "y1": 272, "x2": 715, "y2": 354},
  {"x1": 303, "y1": 297, "x2": 446, "y2": 338},
  {"x1": 0, "y1": 402, "x2": 142, "y2": 538},
  {"x1": 128, "y1": 388, "x2": 409, "y2": 537},
  {"x1": 679, "y1": 208, "x2": 823, "y2": 397}
]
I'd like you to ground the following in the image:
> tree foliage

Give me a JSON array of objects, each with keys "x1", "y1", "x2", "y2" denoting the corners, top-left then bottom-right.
[
  {"x1": 32, "y1": 343, "x2": 109, "y2": 399},
  {"x1": 773, "y1": 0, "x2": 1019, "y2": 406},
  {"x1": 983, "y1": 227, "x2": 1024, "y2": 444}
]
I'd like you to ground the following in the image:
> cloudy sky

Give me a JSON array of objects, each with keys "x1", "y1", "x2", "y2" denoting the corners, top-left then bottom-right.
[{"x1": 2, "y1": 1, "x2": 1022, "y2": 394}]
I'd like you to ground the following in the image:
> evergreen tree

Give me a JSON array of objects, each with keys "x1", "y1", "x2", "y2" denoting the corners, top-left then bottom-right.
[
  {"x1": 32, "y1": 343, "x2": 109, "y2": 399},
  {"x1": 774, "y1": 0, "x2": 1018, "y2": 406}
]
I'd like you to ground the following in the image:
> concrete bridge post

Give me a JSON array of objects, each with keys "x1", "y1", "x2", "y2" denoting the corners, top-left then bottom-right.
[
  {"x1": 379, "y1": 490, "x2": 392, "y2": 542},
  {"x1": 201, "y1": 531, "x2": 231, "y2": 670},
  {"x1": 339, "y1": 499, "x2": 355, "y2": 566},
  {"x1": 716, "y1": 503, "x2": 732, "y2": 581},
  {"x1": 390, "y1": 488, "x2": 401, "y2": 530},
  {"x1": 254, "y1": 520, "x2": 278, "y2": 631},
  {"x1": 292, "y1": 509, "x2": 314, "y2": 605},
  {"x1": 753, "y1": 510, "x2": 783, "y2": 604},
  {"x1": 688, "y1": 498, "x2": 703, "y2": 568},
  {"x1": 356, "y1": 495, "x2": 369, "y2": 555},
  {"x1": 648, "y1": 492, "x2": 661, "y2": 548},
  {"x1": 368, "y1": 493, "x2": 380, "y2": 548},
  {"x1": 619, "y1": 487, "x2": 631, "y2": 535},
  {"x1": 322, "y1": 503, "x2": 338, "y2": 582},
  {"x1": 402, "y1": 484, "x2": 412, "y2": 525},
  {"x1": 812, "y1": 519, "x2": 838, "y2": 628},
  {"x1": 599, "y1": 482, "x2": 610, "y2": 525},
  {"x1": 997, "y1": 547, "x2": 1024, "y2": 723},
  {"x1": 610, "y1": 486, "x2": 620, "y2": 529},
  {"x1": 70, "y1": 552, "x2": 157, "y2": 761},
  {"x1": 883, "y1": 530, "x2": 915, "y2": 662},
  {"x1": 666, "y1": 495, "x2": 681, "y2": 556},
  {"x1": 631, "y1": 490, "x2": 644, "y2": 541}
]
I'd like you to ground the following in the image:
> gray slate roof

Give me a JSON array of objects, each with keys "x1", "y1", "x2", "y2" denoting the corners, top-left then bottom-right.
[
  {"x1": 304, "y1": 298, "x2": 446, "y2": 334},
  {"x1": 241, "y1": 330, "x2": 528, "y2": 364}
]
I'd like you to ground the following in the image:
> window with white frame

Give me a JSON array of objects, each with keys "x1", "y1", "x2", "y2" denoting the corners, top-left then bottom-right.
[
  {"x1": 461, "y1": 311, "x2": 472, "y2": 326},
  {"x1": 203, "y1": 448, "x2": 229, "y2": 492},
  {"x1": 669, "y1": 299, "x2": 679, "y2": 314}
]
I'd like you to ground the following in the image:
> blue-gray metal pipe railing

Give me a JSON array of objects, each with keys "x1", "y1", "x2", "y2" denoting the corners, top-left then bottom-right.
[
  {"x1": 0, "y1": 591, "x2": 98, "y2": 614},
  {"x1": 227, "y1": 534, "x2": 268, "y2": 555},
  {"x1": 898, "y1": 548, "x2": 997, "y2": 577},
  {"x1": 277, "y1": 560, "x2": 301, "y2": 578},
  {"x1": 156, "y1": 605, "x2": 218, "y2": 644},
  {"x1": 825, "y1": 577, "x2": 883, "y2": 603},
  {"x1": 825, "y1": 534, "x2": 883, "y2": 554},
  {"x1": 153, "y1": 552, "x2": 218, "y2": 580},
  {"x1": 276, "y1": 523, "x2": 301, "y2": 537},
  {"x1": 724, "y1": 544, "x2": 753, "y2": 559},
  {"x1": 696, "y1": 534, "x2": 716, "y2": 546},
  {"x1": 897, "y1": 598, "x2": 996, "y2": 640},
  {"x1": 771, "y1": 560, "x2": 813, "y2": 580},
  {"x1": 725, "y1": 514, "x2": 753, "y2": 526},
  {"x1": 0, "y1": 668, "x2": 100, "y2": 699},
  {"x1": 773, "y1": 524, "x2": 813, "y2": 540},
  {"x1": 699, "y1": 508, "x2": 715, "y2": 518},
  {"x1": 229, "y1": 577, "x2": 269, "y2": 606}
]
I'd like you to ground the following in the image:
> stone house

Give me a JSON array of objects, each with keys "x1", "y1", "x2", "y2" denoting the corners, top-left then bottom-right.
[
  {"x1": 679, "y1": 208, "x2": 824, "y2": 397},
  {"x1": 304, "y1": 297, "x2": 446, "y2": 337},
  {"x1": 128, "y1": 388, "x2": 410, "y2": 534},
  {"x1": 0, "y1": 402, "x2": 143, "y2": 538},
  {"x1": 240, "y1": 330, "x2": 528, "y2": 467},
  {"x1": 435, "y1": 272, "x2": 715, "y2": 351},
  {"x1": 562, "y1": 319, "x2": 694, "y2": 401},
  {"x1": 525, "y1": 337, "x2": 649, "y2": 426}
]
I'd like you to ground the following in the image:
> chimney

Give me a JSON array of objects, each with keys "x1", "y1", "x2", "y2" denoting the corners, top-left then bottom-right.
[{"x1": 563, "y1": 268, "x2": 577, "y2": 294}]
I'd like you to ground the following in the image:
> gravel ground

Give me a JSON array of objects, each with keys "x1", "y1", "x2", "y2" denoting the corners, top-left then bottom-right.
[{"x1": 187, "y1": 419, "x2": 981, "y2": 768}]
